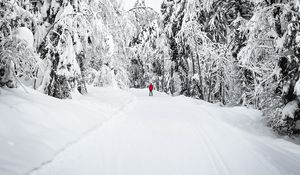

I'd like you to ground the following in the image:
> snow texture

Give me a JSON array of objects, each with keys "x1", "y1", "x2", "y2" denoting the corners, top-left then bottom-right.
[
  {"x1": 0, "y1": 87, "x2": 133, "y2": 175},
  {"x1": 1, "y1": 88, "x2": 300, "y2": 175},
  {"x1": 282, "y1": 100, "x2": 299, "y2": 119},
  {"x1": 14, "y1": 27, "x2": 34, "y2": 48},
  {"x1": 294, "y1": 78, "x2": 300, "y2": 96}
]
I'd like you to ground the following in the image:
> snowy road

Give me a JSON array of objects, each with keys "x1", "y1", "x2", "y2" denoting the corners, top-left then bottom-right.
[{"x1": 31, "y1": 89, "x2": 300, "y2": 175}]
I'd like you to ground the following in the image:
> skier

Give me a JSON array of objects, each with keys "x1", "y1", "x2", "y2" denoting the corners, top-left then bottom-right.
[{"x1": 148, "y1": 83, "x2": 154, "y2": 96}]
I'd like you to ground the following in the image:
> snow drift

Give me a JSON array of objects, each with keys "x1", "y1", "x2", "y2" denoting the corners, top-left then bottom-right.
[{"x1": 0, "y1": 87, "x2": 133, "y2": 175}]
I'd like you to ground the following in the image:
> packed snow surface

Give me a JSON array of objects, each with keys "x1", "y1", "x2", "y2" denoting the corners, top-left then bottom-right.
[
  {"x1": 0, "y1": 87, "x2": 133, "y2": 175},
  {"x1": 1, "y1": 88, "x2": 300, "y2": 175}
]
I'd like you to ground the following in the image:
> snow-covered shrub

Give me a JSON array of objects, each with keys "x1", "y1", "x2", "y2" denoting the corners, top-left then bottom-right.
[
  {"x1": 0, "y1": 32, "x2": 38, "y2": 88},
  {"x1": 0, "y1": 0, "x2": 39, "y2": 88}
]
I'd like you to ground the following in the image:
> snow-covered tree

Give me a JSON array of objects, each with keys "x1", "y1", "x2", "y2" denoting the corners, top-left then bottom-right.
[
  {"x1": 233, "y1": 0, "x2": 300, "y2": 135},
  {"x1": 127, "y1": 3, "x2": 170, "y2": 91},
  {"x1": 176, "y1": 20, "x2": 229, "y2": 102},
  {"x1": 86, "y1": 0, "x2": 133, "y2": 89},
  {"x1": 129, "y1": 19, "x2": 170, "y2": 91}
]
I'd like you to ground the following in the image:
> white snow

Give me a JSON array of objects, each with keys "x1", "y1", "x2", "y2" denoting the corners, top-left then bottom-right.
[
  {"x1": 40, "y1": 0, "x2": 49, "y2": 19},
  {"x1": 276, "y1": 35, "x2": 285, "y2": 49},
  {"x1": 56, "y1": 33, "x2": 81, "y2": 78},
  {"x1": 1, "y1": 88, "x2": 300, "y2": 175},
  {"x1": 294, "y1": 78, "x2": 300, "y2": 96},
  {"x1": 14, "y1": 27, "x2": 34, "y2": 48},
  {"x1": 295, "y1": 0, "x2": 300, "y2": 12},
  {"x1": 191, "y1": 73, "x2": 200, "y2": 81},
  {"x1": 0, "y1": 87, "x2": 133, "y2": 175},
  {"x1": 55, "y1": 3, "x2": 74, "y2": 23},
  {"x1": 282, "y1": 100, "x2": 299, "y2": 119}
]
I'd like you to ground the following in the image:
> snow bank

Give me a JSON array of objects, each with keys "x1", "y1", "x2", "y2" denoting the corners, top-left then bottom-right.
[
  {"x1": 0, "y1": 87, "x2": 133, "y2": 175},
  {"x1": 183, "y1": 95, "x2": 272, "y2": 136}
]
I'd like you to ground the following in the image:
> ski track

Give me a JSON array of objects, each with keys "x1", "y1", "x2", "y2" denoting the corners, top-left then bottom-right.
[
  {"x1": 29, "y1": 89, "x2": 300, "y2": 175},
  {"x1": 26, "y1": 97, "x2": 136, "y2": 175}
]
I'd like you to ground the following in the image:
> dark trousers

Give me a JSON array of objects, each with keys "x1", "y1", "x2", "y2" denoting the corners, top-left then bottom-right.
[{"x1": 149, "y1": 91, "x2": 153, "y2": 96}]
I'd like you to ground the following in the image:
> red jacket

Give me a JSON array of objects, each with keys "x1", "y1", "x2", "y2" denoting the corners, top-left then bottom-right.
[{"x1": 149, "y1": 84, "x2": 153, "y2": 91}]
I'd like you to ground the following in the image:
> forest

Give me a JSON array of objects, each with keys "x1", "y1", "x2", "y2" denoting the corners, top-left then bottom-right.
[{"x1": 1, "y1": 0, "x2": 300, "y2": 136}]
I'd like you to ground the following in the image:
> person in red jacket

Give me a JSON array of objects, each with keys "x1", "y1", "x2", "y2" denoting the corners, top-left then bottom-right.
[{"x1": 148, "y1": 83, "x2": 154, "y2": 96}]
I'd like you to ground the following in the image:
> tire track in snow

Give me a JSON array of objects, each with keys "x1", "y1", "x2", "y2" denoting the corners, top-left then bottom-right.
[{"x1": 25, "y1": 95, "x2": 137, "y2": 175}]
